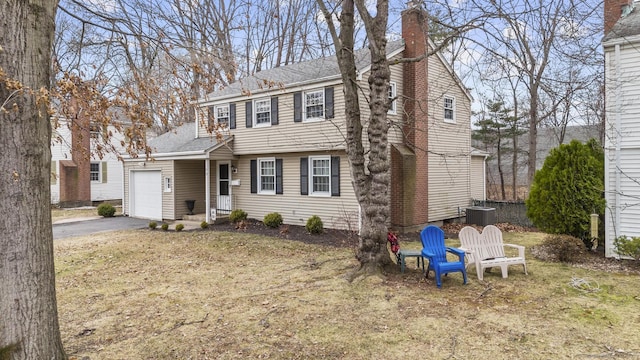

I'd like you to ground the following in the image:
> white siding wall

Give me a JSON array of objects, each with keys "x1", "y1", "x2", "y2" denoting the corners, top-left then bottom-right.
[
  {"x1": 604, "y1": 40, "x2": 640, "y2": 257},
  {"x1": 50, "y1": 121, "x2": 124, "y2": 204},
  {"x1": 427, "y1": 53, "x2": 472, "y2": 221}
]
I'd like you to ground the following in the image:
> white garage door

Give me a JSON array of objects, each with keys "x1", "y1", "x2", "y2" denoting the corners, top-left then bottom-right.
[{"x1": 131, "y1": 170, "x2": 162, "y2": 220}]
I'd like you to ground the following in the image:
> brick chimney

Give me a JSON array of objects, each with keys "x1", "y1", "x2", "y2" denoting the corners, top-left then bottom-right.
[
  {"x1": 390, "y1": 1, "x2": 429, "y2": 231},
  {"x1": 605, "y1": 0, "x2": 633, "y2": 34},
  {"x1": 59, "y1": 97, "x2": 92, "y2": 207}
]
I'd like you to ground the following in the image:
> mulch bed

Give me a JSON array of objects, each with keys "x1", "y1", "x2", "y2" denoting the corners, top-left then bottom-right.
[{"x1": 205, "y1": 220, "x2": 640, "y2": 274}]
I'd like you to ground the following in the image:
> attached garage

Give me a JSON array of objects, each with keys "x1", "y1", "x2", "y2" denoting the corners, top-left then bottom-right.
[{"x1": 130, "y1": 170, "x2": 162, "y2": 220}]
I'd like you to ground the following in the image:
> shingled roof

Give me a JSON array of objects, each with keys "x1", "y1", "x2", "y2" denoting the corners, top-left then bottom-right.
[
  {"x1": 146, "y1": 122, "x2": 232, "y2": 155},
  {"x1": 603, "y1": 2, "x2": 640, "y2": 42},
  {"x1": 203, "y1": 39, "x2": 405, "y2": 101}
]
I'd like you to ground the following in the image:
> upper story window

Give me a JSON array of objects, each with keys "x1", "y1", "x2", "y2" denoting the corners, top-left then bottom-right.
[
  {"x1": 294, "y1": 87, "x2": 334, "y2": 123},
  {"x1": 90, "y1": 124, "x2": 103, "y2": 139},
  {"x1": 305, "y1": 90, "x2": 325, "y2": 121},
  {"x1": 254, "y1": 98, "x2": 271, "y2": 127},
  {"x1": 208, "y1": 104, "x2": 230, "y2": 129},
  {"x1": 258, "y1": 158, "x2": 276, "y2": 194},
  {"x1": 388, "y1": 82, "x2": 397, "y2": 114},
  {"x1": 90, "y1": 162, "x2": 100, "y2": 182},
  {"x1": 444, "y1": 96, "x2": 455, "y2": 123}
]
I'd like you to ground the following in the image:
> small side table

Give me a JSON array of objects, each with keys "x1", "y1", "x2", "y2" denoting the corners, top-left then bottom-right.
[{"x1": 397, "y1": 250, "x2": 425, "y2": 273}]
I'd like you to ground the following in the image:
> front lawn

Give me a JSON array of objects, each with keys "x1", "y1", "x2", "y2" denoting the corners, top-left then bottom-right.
[{"x1": 55, "y1": 230, "x2": 640, "y2": 359}]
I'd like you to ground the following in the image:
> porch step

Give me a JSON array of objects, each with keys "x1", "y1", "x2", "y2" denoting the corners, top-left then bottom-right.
[{"x1": 182, "y1": 213, "x2": 229, "y2": 224}]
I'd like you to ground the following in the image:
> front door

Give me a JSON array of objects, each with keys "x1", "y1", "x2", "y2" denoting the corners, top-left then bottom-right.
[{"x1": 217, "y1": 162, "x2": 231, "y2": 213}]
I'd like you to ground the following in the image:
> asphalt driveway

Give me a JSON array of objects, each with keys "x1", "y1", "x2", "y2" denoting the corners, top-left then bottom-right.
[{"x1": 53, "y1": 216, "x2": 150, "y2": 240}]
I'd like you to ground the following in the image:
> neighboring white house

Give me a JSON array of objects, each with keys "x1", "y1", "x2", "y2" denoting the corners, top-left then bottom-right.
[
  {"x1": 603, "y1": 0, "x2": 640, "y2": 257},
  {"x1": 51, "y1": 119, "x2": 124, "y2": 206}
]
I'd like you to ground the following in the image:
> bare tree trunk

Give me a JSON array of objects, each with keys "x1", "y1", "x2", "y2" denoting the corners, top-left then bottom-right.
[
  {"x1": 527, "y1": 82, "x2": 539, "y2": 186},
  {"x1": 0, "y1": 0, "x2": 67, "y2": 359},
  {"x1": 317, "y1": 0, "x2": 393, "y2": 275},
  {"x1": 512, "y1": 89, "x2": 518, "y2": 200}
]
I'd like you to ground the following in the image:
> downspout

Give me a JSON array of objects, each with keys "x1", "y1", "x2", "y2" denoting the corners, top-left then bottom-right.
[{"x1": 608, "y1": 44, "x2": 622, "y2": 255}]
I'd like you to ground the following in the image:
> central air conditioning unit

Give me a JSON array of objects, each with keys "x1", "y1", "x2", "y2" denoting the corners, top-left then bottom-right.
[{"x1": 466, "y1": 206, "x2": 496, "y2": 226}]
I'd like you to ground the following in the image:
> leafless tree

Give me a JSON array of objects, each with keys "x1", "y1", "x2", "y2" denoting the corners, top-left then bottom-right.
[{"x1": 0, "y1": 0, "x2": 67, "y2": 358}]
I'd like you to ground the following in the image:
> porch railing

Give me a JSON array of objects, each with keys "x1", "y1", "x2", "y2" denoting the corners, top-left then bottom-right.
[{"x1": 214, "y1": 195, "x2": 234, "y2": 215}]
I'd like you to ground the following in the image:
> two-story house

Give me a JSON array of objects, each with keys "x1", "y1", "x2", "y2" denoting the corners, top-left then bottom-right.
[
  {"x1": 603, "y1": 0, "x2": 640, "y2": 257},
  {"x1": 121, "y1": 4, "x2": 481, "y2": 232}
]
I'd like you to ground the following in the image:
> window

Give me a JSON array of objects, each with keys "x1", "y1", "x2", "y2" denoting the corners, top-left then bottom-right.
[
  {"x1": 300, "y1": 156, "x2": 339, "y2": 196},
  {"x1": 304, "y1": 89, "x2": 324, "y2": 121},
  {"x1": 254, "y1": 98, "x2": 271, "y2": 127},
  {"x1": 164, "y1": 177, "x2": 172, "y2": 192},
  {"x1": 258, "y1": 158, "x2": 276, "y2": 194},
  {"x1": 444, "y1": 96, "x2": 455, "y2": 123},
  {"x1": 388, "y1": 82, "x2": 397, "y2": 114},
  {"x1": 90, "y1": 124, "x2": 102, "y2": 139},
  {"x1": 310, "y1": 156, "x2": 331, "y2": 195},
  {"x1": 90, "y1": 163, "x2": 100, "y2": 182},
  {"x1": 216, "y1": 105, "x2": 229, "y2": 128}
]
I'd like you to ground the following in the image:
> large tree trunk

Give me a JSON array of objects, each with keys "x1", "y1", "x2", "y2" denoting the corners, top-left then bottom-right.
[{"x1": 0, "y1": 1, "x2": 66, "y2": 359}]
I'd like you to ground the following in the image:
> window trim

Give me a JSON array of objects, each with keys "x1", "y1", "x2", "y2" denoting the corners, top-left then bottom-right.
[
  {"x1": 90, "y1": 162, "x2": 101, "y2": 182},
  {"x1": 444, "y1": 96, "x2": 456, "y2": 124},
  {"x1": 303, "y1": 89, "x2": 325, "y2": 122},
  {"x1": 257, "y1": 157, "x2": 276, "y2": 195},
  {"x1": 309, "y1": 156, "x2": 331, "y2": 197},
  {"x1": 253, "y1": 97, "x2": 272, "y2": 128},
  {"x1": 388, "y1": 82, "x2": 397, "y2": 115},
  {"x1": 164, "y1": 176, "x2": 172, "y2": 193},
  {"x1": 215, "y1": 104, "x2": 230, "y2": 128}
]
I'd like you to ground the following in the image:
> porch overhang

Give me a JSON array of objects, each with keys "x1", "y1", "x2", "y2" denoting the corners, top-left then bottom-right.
[{"x1": 121, "y1": 136, "x2": 235, "y2": 162}]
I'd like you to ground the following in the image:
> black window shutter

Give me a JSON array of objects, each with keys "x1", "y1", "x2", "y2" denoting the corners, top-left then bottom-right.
[
  {"x1": 331, "y1": 156, "x2": 340, "y2": 196},
  {"x1": 245, "y1": 101, "x2": 253, "y2": 128},
  {"x1": 276, "y1": 158, "x2": 283, "y2": 194},
  {"x1": 325, "y1": 87, "x2": 334, "y2": 119},
  {"x1": 294, "y1": 92, "x2": 302, "y2": 122},
  {"x1": 207, "y1": 106, "x2": 215, "y2": 128},
  {"x1": 229, "y1": 103, "x2": 236, "y2": 129},
  {"x1": 300, "y1": 157, "x2": 308, "y2": 195},
  {"x1": 250, "y1": 160, "x2": 257, "y2": 194},
  {"x1": 271, "y1": 97, "x2": 278, "y2": 125}
]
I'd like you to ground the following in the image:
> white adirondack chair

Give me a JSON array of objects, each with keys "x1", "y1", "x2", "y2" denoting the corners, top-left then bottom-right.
[{"x1": 458, "y1": 225, "x2": 527, "y2": 281}]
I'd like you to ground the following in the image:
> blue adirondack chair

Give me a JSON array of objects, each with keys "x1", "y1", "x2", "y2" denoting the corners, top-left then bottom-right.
[{"x1": 420, "y1": 225, "x2": 468, "y2": 288}]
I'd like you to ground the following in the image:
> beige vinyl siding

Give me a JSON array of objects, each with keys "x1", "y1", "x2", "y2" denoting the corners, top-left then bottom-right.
[
  {"x1": 199, "y1": 86, "x2": 347, "y2": 155},
  {"x1": 232, "y1": 152, "x2": 359, "y2": 230},
  {"x1": 388, "y1": 55, "x2": 405, "y2": 144},
  {"x1": 123, "y1": 160, "x2": 174, "y2": 220},
  {"x1": 470, "y1": 156, "x2": 486, "y2": 201},
  {"x1": 427, "y1": 52, "x2": 472, "y2": 221},
  {"x1": 174, "y1": 160, "x2": 208, "y2": 219}
]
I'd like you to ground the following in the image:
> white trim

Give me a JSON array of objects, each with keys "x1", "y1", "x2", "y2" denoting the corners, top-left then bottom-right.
[
  {"x1": 308, "y1": 155, "x2": 331, "y2": 197},
  {"x1": 90, "y1": 162, "x2": 101, "y2": 182},
  {"x1": 163, "y1": 176, "x2": 172, "y2": 192},
  {"x1": 257, "y1": 157, "x2": 276, "y2": 195},
  {"x1": 303, "y1": 89, "x2": 325, "y2": 122},
  {"x1": 388, "y1": 82, "x2": 397, "y2": 115},
  {"x1": 443, "y1": 95, "x2": 456, "y2": 124},
  {"x1": 603, "y1": 33, "x2": 640, "y2": 48},
  {"x1": 253, "y1": 97, "x2": 272, "y2": 128},
  {"x1": 214, "y1": 103, "x2": 231, "y2": 129}
]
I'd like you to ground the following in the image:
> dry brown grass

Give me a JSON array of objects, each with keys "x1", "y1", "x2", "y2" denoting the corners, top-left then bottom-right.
[
  {"x1": 52, "y1": 207, "x2": 122, "y2": 222},
  {"x1": 56, "y1": 230, "x2": 640, "y2": 359}
]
